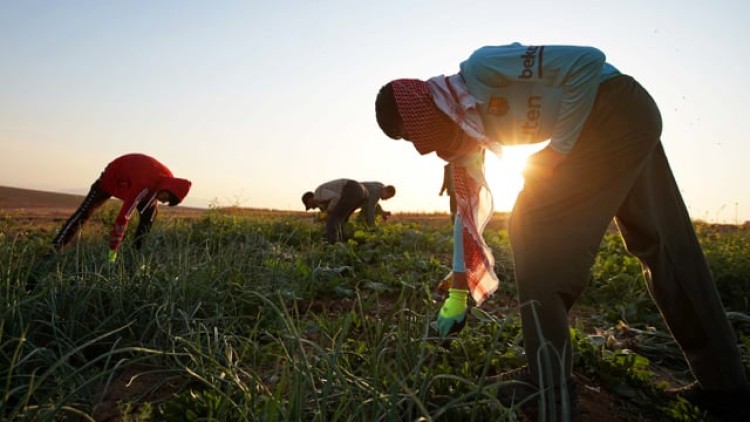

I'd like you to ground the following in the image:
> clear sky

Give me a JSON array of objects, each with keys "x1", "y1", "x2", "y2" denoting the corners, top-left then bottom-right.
[{"x1": 2, "y1": 1, "x2": 749, "y2": 223}]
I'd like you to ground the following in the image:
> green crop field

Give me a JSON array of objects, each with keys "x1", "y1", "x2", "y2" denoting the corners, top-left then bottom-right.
[{"x1": 2, "y1": 208, "x2": 748, "y2": 421}]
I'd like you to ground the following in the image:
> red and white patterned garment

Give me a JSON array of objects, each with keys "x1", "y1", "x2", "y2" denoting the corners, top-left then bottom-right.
[
  {"x1": 99, "y1": 154, "x2": 192, "y2": 251},
  {"x1": 391, "y1": 77, "x2": 501, "y2": 306}
]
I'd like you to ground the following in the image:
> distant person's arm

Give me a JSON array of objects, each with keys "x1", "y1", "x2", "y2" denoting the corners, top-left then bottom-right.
[
  {"x1": 108, "y1": 188, "x2": 150, "y2": 254},
  {"x1": 109, "y1": 206, "x2": 129, "y2": 255},
  {"x1": 364, "y1": 195, "x2": 380, "y2": 226},
  {"x1": 375, "y1": 204, "x2": 391, "y2": 221},
  {"x1": 440, "y1": 164, "x2": 450, "y2": 195}
]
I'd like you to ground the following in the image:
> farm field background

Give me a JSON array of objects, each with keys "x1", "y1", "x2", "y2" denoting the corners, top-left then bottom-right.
[{"x1": 1, "y1": 185, "x2": 749, "y2": 421}]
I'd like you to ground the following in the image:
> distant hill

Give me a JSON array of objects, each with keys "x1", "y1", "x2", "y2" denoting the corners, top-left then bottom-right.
[
  {"x1": 0, "y1": 185, "x2": 85, "y2": 212},
  {"x1": 0, "y1": 185, "x2": 203, "y2": 219}
]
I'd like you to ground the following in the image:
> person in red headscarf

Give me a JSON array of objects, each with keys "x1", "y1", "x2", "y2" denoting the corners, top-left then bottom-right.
[
  {"x1": 50, "y1": 153, "x2": 192, "y2": 263},
  {"x1": 375, "y1": 43, "x2": 749, "y2": 421}
]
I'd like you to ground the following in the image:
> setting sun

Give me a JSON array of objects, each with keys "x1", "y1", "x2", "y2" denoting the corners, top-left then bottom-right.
[{"x1": 484, "y1": 143, "x2": 548, "y2": 212}]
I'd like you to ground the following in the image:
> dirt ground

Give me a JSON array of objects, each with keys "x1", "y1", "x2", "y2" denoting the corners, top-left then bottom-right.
[{"x1": 87, "y1": 366, "x2": 646, "y2": 422}]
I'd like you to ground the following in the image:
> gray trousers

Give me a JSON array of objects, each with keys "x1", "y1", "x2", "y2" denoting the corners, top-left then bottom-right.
[{"x1": 509, "y1": 75, "x2": 747, "y2": 390}]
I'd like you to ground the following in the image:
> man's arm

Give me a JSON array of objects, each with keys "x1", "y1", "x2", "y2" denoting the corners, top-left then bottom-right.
[
  {"x1": 440, "y1": 165, "x2": 449, "y2": 195},
  {"x1": 437, "y1": 214, "x2": 470, "y2": 337},
  {"x1": 364, "y1": 198, "x2": 377, "y2": 226},
  {"x1": 109, "y1": 206, "x2": 129, "y2": 253},
  {"x1": 108, "y1": 188, "x2": 150, "y2": 253},
  {"x1": 362, "y1": 183, "x2": 383, "y2": 226}
]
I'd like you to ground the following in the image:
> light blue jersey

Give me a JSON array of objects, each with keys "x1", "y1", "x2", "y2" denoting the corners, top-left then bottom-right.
[{"x1": 459, "y1": 43, "x2": 621, "y2": 154}]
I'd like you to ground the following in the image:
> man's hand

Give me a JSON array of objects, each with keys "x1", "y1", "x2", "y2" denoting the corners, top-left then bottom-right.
[
  {"x1": 523, "y1": 146, "x2": 567, "y2": 182},
  {"x1": 107, "y1": 249, "x2": 118, "y2": 264},
  {"x1": 437, "y1": 288, "x2": 469, "y2": 337}
]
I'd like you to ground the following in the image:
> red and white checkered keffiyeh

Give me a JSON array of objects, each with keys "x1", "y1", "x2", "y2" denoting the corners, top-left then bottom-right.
[
  {"x1": 390, "y1": 79, "x2": 466, "y2": 159},
  {"x1": 391, "y1": 77, "x2": 500, "y2": 306},
  {"x1": 451, "y1": 154, "x2": 498, "y2": 306}
]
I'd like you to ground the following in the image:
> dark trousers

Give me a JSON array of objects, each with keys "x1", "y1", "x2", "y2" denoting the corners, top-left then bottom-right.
[
  {"x1": 133, "y1": 203, "x2": 158, "y2": 250},
  {"x1": 52, "y1": 179, "x2": 111, "y2": 250},
  {"x1": 509, "y1": 75, "x2": 747, "y2": 389},
  {"x1": 52, "y1": 179, "x2": 158, "y2": 251},
  {"x1": 325, "y1": 181, "x2": 368, "y2": 244}
]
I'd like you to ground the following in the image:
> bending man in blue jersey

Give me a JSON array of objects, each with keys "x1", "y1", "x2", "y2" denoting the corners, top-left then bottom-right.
[{"x1": 375, "y1": 42, "x2": 749, "y2": 421}]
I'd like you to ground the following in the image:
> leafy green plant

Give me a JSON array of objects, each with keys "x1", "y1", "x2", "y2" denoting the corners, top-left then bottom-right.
[{"x1": 2, "y1": 212, "x2": 749, "y2": 420}]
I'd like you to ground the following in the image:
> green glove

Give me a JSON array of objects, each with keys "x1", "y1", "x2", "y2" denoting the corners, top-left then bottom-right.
[
  {"x1": 437, "y1": 288, "x2": 469, "y2": 337},
  {"x1": 107, "y1": 249, "x2": 117, "y2": 264}
]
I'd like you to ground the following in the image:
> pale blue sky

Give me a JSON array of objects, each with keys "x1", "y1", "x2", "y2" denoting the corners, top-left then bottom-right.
[{"x1": 2, "y1": 1, "x2": 749, "y2": 222}]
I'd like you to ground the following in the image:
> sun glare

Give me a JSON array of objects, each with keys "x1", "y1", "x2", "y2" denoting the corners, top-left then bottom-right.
[{"x1": 485, "y1": 143, "x2": 547, "y2": 212}]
